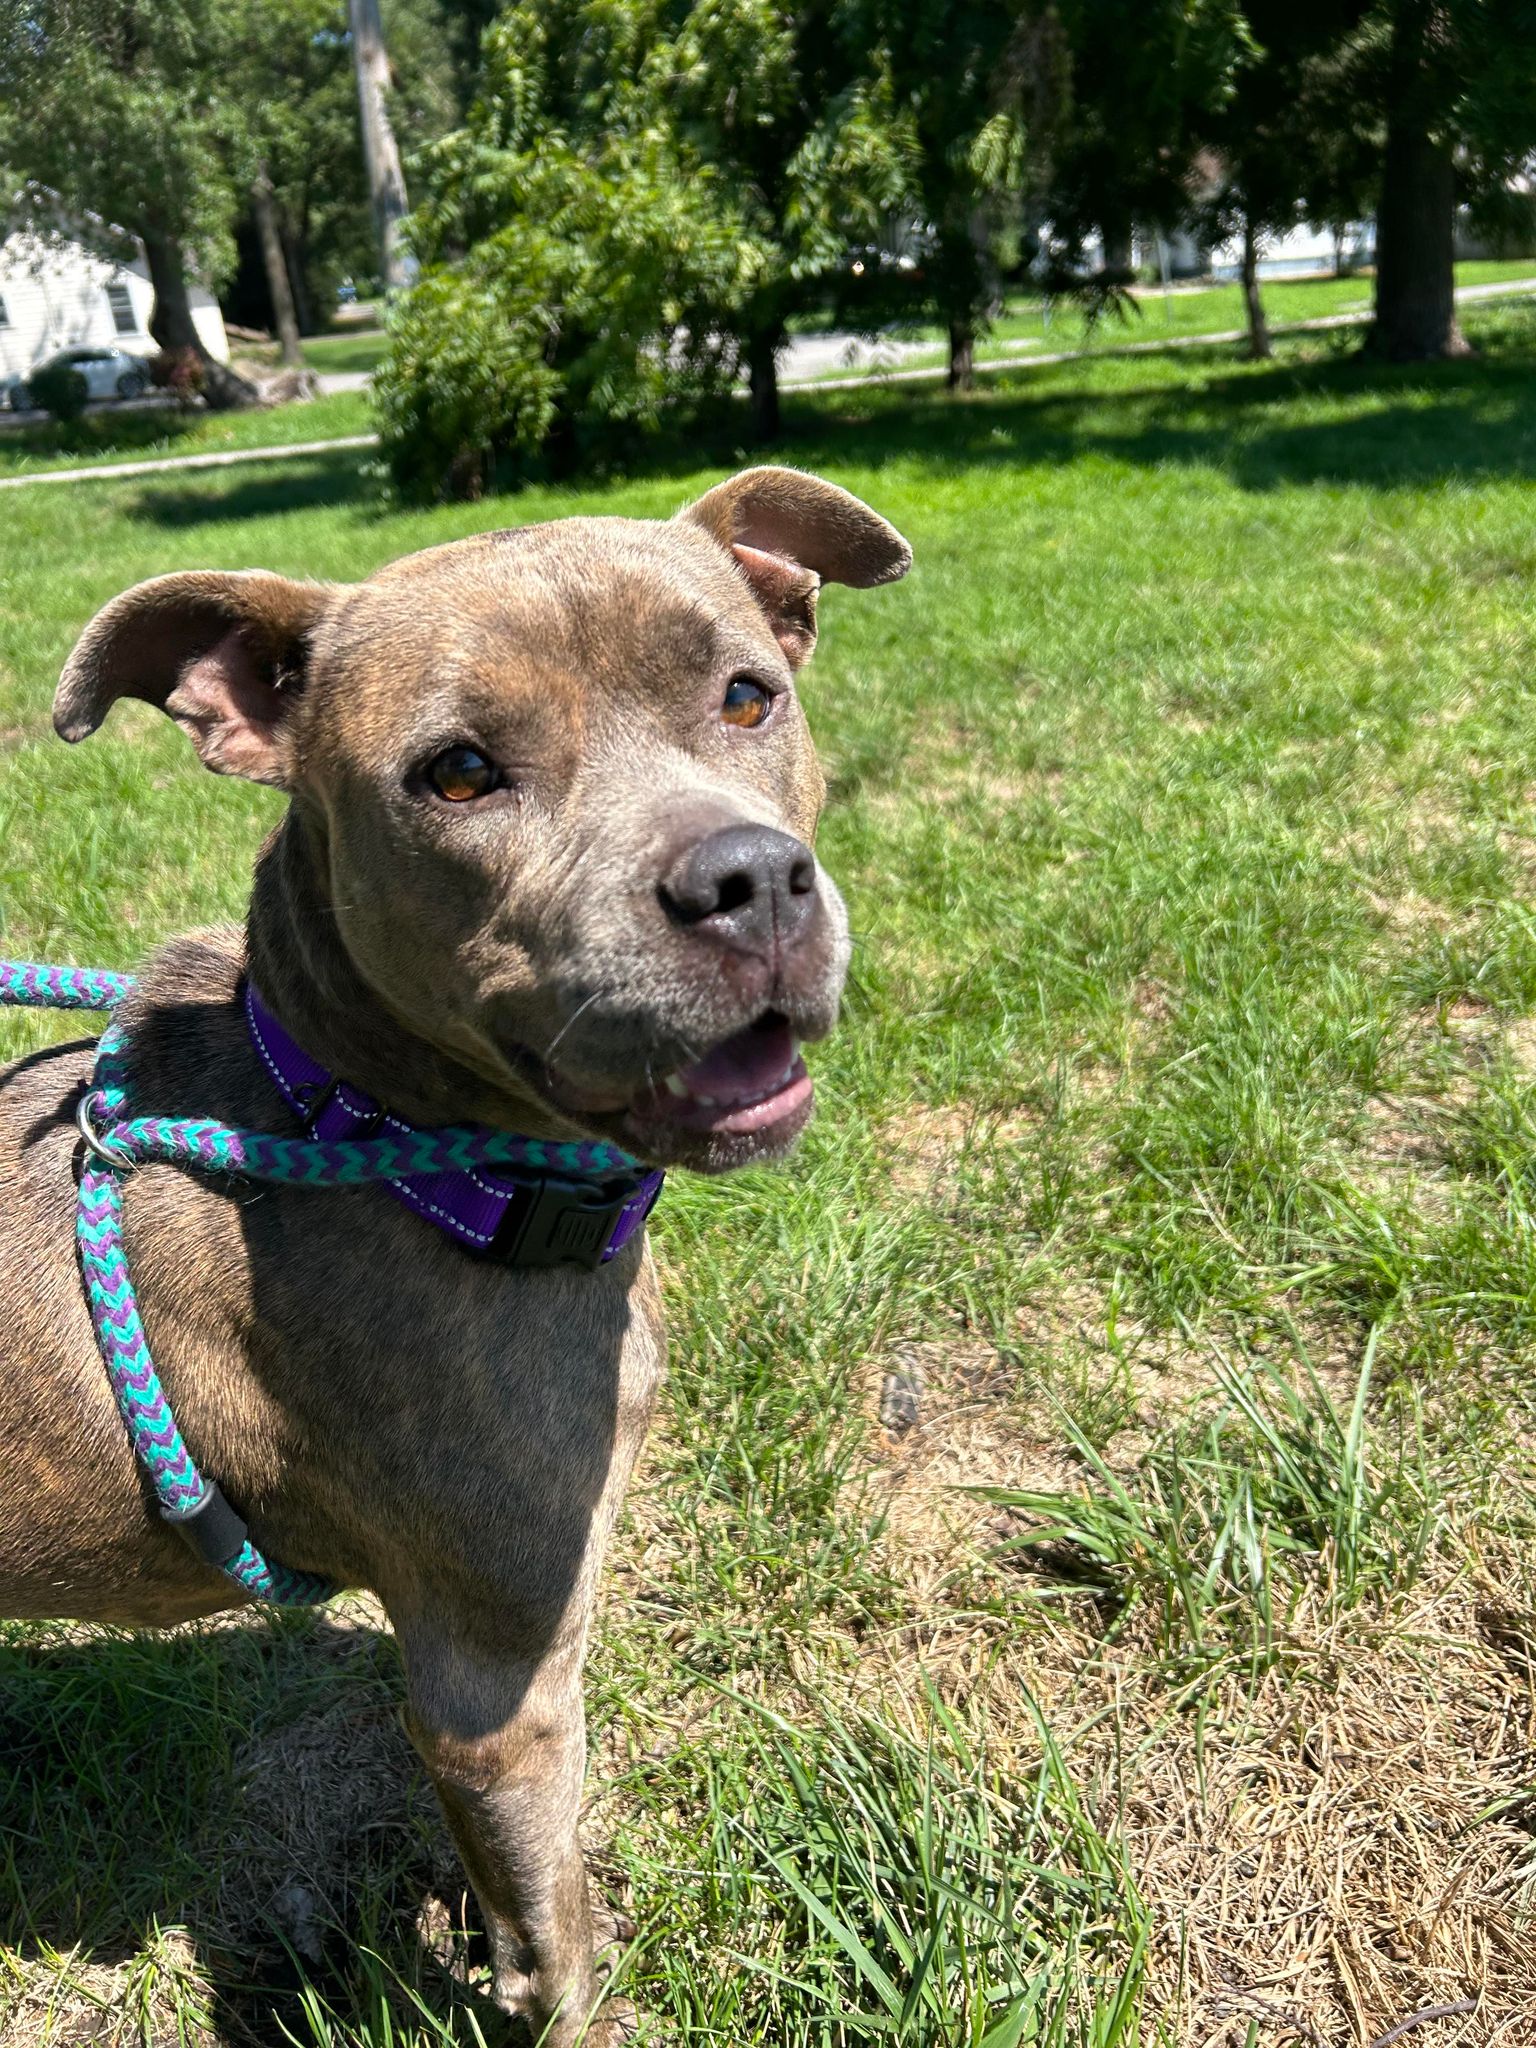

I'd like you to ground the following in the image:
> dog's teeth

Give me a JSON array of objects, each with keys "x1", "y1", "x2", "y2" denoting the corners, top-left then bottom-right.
[
  {"x1": 663, "y1": 1074, "x2": 690, "y2": 1099},
  {"x1": 695, "y1": 1093, "x2": 718, "y2": 1108}
]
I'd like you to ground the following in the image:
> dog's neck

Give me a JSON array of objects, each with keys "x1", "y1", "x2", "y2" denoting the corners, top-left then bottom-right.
[{"x1": 245, "y1": 809, "x2": 573, "y2": 1140}]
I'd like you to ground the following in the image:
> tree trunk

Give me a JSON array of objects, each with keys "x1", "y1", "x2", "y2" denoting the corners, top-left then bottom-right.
[
  {"x1": 1101, "y1": 224, "x2": 1134, "y2": 278},
  {"x1": 747, "y1": 330, "x2": 781, "y2": 441},
  {"x1": 947, "y1": 321, "x2": 976, "y2": 391},
  {"x1": 349, "y1": 0, "x2": 412, "y2": 295},
  {"x1": 1367, "y1": 5, "x2": 1470, "y2": 362},
  {"x1": 142, "y1": 230, "x2": 262, "y2": 410},
  {"x1": 1240, "y1": 216, "x2": 1271, "y2": 360},
  {"x1": 288, "y1": 236, "x2": 314, "y2": 338},
  {"x1": 251, "y1": 168, "x2": 303, "y2": 367}
]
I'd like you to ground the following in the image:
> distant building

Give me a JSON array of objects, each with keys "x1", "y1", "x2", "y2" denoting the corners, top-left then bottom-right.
[
  {"x1": 0, "y1": 228, "x2": 230, "y2": 382},
  {"x1": 1206, "y1": 220, "x2": 1375, "y2": 281}
]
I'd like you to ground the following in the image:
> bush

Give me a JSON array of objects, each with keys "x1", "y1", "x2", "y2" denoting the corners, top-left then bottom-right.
[
  {"x1": 372, "y1": 9, "x2": 758, "y2": 500},
  {"x1": 372, "y1": 261, "x2": 563, "y2": 501},
  {"x1": 26, "y1": 362, "x2": 89, "y2": 423}
]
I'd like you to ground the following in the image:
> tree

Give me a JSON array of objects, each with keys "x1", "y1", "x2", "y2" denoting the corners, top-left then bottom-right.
[
  {"x1": 251, "y1": 165, "x2": 304, "y2": 366},
  {"x1": 387, "y1": 0, "x2": 910, "y2": 451},
  {"x1": 0, "y1": 0, "x2": 263, "y2": 407},
  {"x1": 660, "y1": 0, "x2": 914, "y2": 437},
  {"x1": 852, "y1": 0, "x2": 1063, "y2": 389},
  {"x1": 225, "y1": 0, "x2": 455, "y2": 336},
  {"x1": 1186, "y1": 3, "x2": 1372, "y2": 361},
  {"x1": 1237, "y1": 0, "x2": 1536, "y2": 362},
  {"x1": 374, "y1": 1, "x2": 759, "y2": 495},
  {"x1": 1040, "y1": 0, "x2": 1249, "y2": 284},
  {"x1": 1361, "y1": 0, "x2": 1508, "y2": 360}
]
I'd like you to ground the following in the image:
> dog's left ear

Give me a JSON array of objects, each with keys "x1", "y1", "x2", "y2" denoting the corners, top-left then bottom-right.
[
  {"x1": 54, "y1": 570, "x2": 337, "y2": 788},
  {"x1": 678, "y1": 466, "x2": 911, "y2": 668}
]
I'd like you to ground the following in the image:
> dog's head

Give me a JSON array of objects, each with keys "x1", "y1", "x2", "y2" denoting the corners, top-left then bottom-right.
[{"x1": 54, "y1": 467, "x2": 911, "y2": 1171}]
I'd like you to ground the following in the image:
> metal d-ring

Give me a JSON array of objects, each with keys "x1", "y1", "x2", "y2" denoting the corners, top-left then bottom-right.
[{"x1": 75, "y1": 1088, "x2": 137, "y2": 1171}]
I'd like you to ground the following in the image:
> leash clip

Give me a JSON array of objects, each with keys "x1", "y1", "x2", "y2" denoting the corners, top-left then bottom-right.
[{"x1": 76, "y1": 1088, "x2": 136, "y2": 1171}]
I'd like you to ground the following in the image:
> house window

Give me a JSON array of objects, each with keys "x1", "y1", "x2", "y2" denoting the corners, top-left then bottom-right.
[
  {"x1": 0, "y1": 294, "x2": 9, "y2": 329},
  {"x1": 105, "y1": 283, "x2": 137, "y2": 335}
]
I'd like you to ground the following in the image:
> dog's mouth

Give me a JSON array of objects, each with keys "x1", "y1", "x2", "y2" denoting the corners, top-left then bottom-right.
[
  {"x1": 628, "y1": 1011, "x2": 810, "y2": 1137},
  {"x1": 535, "y1": 1009, "x2": 812, "y2": 1148}
]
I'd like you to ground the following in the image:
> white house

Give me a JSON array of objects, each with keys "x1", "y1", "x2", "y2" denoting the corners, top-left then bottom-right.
[{"x1": 0, "y1": 229, "x2": 230, "y2": 382}]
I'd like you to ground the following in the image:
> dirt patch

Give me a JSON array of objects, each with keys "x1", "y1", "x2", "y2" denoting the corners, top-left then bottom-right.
[{"x1": 880, "y1": 1100, "x2": 1042, "y2": 1198}]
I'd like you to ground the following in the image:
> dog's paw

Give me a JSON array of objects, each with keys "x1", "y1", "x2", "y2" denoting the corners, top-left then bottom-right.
[
  {"x1": 584, "y1": 1997, "x2": 641, "y2": 2045},
  {"x1": 591, "y1": 1901, "x2": 638, "y2": 1959}
]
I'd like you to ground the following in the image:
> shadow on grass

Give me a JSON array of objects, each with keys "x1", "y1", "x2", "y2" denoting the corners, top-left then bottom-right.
[
  {"x1": 93, "y1": 316, "x2": 1536, "y2": 536},
  {"x1": 769, "y1": 341, "x2": 1536, "y2": 495},
  {"x1": 126, "y1": 452, "x2": 380, "y2": 527},
  {"x1": 0, "y1": 404, "x2": 205, "y2": 466},
  {"x1": 0, "y1": 1612, "x2": 510, "y2": 2046}
]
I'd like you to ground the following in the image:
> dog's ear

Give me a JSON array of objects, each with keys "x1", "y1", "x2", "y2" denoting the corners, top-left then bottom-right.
[
  {"x1": 678, "y1": 466, "x2": 911, "y2": 668},
  {"x1": 54, "y1": 570, "x2": 336, "y2": 788}
]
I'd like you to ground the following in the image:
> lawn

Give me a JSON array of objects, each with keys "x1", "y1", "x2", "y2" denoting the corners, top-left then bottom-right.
[
  {"x1": 301, "y1": 328, "x2": 391, "y2": 377},
  {"x1": 4, "y1": 301, "x2": 1536, "y2": 2046},
  {"x1": 0, "y1": 388, "x2": 373, "y2": 479},
  {"x1": 802, "y1": 256, "x2": 1536, "y2": 379}
]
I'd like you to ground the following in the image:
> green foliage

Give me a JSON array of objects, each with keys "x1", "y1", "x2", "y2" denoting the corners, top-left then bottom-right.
[
  {"x1": 375, "y1": 3, "x2": 762, "y2": 495},
  {"x1": 0, "y1": 0, "x2": 253, "y2": 284},
  {"x1": 376, "y1": 0, "x2": 929, "y2": 486},
  {"x1": 236, "y1": 0, "x2": 459, "y2": 315},
  {"x1": 24, "y1": 362, "x2": 90, "y2": 424}
]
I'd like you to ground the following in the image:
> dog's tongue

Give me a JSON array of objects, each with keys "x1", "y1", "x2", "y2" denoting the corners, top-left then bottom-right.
[{"x1": 676, "y1": 1016, "x2": 797, "y2": 1106}]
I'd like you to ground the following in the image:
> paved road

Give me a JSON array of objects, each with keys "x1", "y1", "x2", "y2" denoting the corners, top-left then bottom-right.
[{"x1": 5, "y1": 274, "x2": 1534, "y2": 492}]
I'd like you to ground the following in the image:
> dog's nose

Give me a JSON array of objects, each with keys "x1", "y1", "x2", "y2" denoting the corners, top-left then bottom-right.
[{"x1": 659, "y1": 824, "x2": 818, "y2": 954}]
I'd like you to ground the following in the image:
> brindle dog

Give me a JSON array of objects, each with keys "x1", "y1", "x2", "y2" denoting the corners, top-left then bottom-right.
[{"x1": 0, "y1": 467, "x2": 911, "y2": 2043}]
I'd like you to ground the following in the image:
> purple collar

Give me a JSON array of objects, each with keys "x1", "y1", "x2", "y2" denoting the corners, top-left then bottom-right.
[{"x1": 244, "y1": 982, "x2": 663, "y2": 1270}]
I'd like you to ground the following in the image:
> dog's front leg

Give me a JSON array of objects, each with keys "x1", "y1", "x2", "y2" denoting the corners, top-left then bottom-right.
[{"x1": 399, "y1": 1624, "x2": 630, "y2": 2045}]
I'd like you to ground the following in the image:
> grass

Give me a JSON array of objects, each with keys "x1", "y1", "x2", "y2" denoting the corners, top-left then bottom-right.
[
  {"x1": 0, "y1": 389, "x2": 372, "y2": 479},
  {"x1": 300, "y1": 330, "x2": 391, "y2": 377},
  {"x1": 5, "y1": 300, "x2": 1536, "y2": 2043},
  {"x1": 801, "y1": 255, "x2": 1536, "y2": 379}
]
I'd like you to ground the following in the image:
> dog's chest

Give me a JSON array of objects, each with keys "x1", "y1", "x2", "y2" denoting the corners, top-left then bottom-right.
[{"x1": 133, "y1": 1167, "x2": 668, "y2": 1606}]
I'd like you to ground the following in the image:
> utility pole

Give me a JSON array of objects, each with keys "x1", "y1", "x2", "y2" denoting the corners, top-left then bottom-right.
[{"x1": 348, "y1": 0, "x2": 412, "y2": 295}]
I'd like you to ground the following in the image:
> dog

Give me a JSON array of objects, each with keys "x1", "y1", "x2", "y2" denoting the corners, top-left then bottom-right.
[{"x1": 0, "y1": 466, "x2": 911, "y2": 2043}]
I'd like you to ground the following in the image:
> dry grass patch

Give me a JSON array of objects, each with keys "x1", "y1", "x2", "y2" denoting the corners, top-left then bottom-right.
[{"x1": 1106, "y1": 1559, "x2": 1536, "y2": 2047}]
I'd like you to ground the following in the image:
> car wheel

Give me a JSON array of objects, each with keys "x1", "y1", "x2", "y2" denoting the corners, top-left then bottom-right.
[{"x1": 116, "y1": 370, "x2": 147, "y2": 400}]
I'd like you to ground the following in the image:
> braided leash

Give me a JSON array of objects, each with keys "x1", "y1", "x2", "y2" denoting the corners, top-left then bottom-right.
[{"x1": 2, "y1": 959, "x2": 640, "y2": 1607}]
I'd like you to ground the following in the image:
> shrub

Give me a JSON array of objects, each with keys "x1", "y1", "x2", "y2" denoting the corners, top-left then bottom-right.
[
  {"x1": 27, "y1": 361, "x2": 89, "y2": 423},
  {"x1": 373, "y1": 10, "x2": 758, "y2": 500}
]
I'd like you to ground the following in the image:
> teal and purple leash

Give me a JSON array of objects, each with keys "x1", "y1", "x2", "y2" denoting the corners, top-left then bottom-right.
[{"x1": 0, "y1": 959, "x2": 639, "y2": 1606}]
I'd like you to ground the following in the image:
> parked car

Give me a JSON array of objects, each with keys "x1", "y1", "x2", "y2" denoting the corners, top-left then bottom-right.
[{"x1": 4, "y1": 345, "x2": 151, "y2": 412}]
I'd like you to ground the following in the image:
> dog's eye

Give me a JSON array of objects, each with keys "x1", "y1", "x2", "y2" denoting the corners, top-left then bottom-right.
[
  {"x1": 427, "y1": 745, "x2": 500, "y2": 802},
  {"x1": 721, "y1": 676, "x2": 773, "y2": 729}
]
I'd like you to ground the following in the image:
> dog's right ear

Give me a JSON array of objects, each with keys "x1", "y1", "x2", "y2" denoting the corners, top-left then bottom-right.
[{"x1": 54, "y1": 570, "x2": 336, "y2": 788}]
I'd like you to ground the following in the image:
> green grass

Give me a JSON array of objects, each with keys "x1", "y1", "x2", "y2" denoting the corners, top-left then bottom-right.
[
  {"x1": 301, "y1": 330, "x2": 391, "y2": 377},
  {"x1": 802, "y1": 255, "x2": 1536, "y2": 379},
  {"x1": 0, "y1": 388, "x2": 372, "y2": 479},
  {"x1": 6, "y1": 300, "x2": 1536, "y2": 2043}
]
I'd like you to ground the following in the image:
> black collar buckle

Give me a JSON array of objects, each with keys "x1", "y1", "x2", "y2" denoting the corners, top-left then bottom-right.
[{"x1": 485, "y1": 1174, "x2": 640, "y2": 1271}]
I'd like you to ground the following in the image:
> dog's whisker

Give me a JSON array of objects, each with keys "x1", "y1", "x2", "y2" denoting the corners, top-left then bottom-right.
[{"x1": 543, "y1": 989, "x2": 606, "y2": 1067}]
